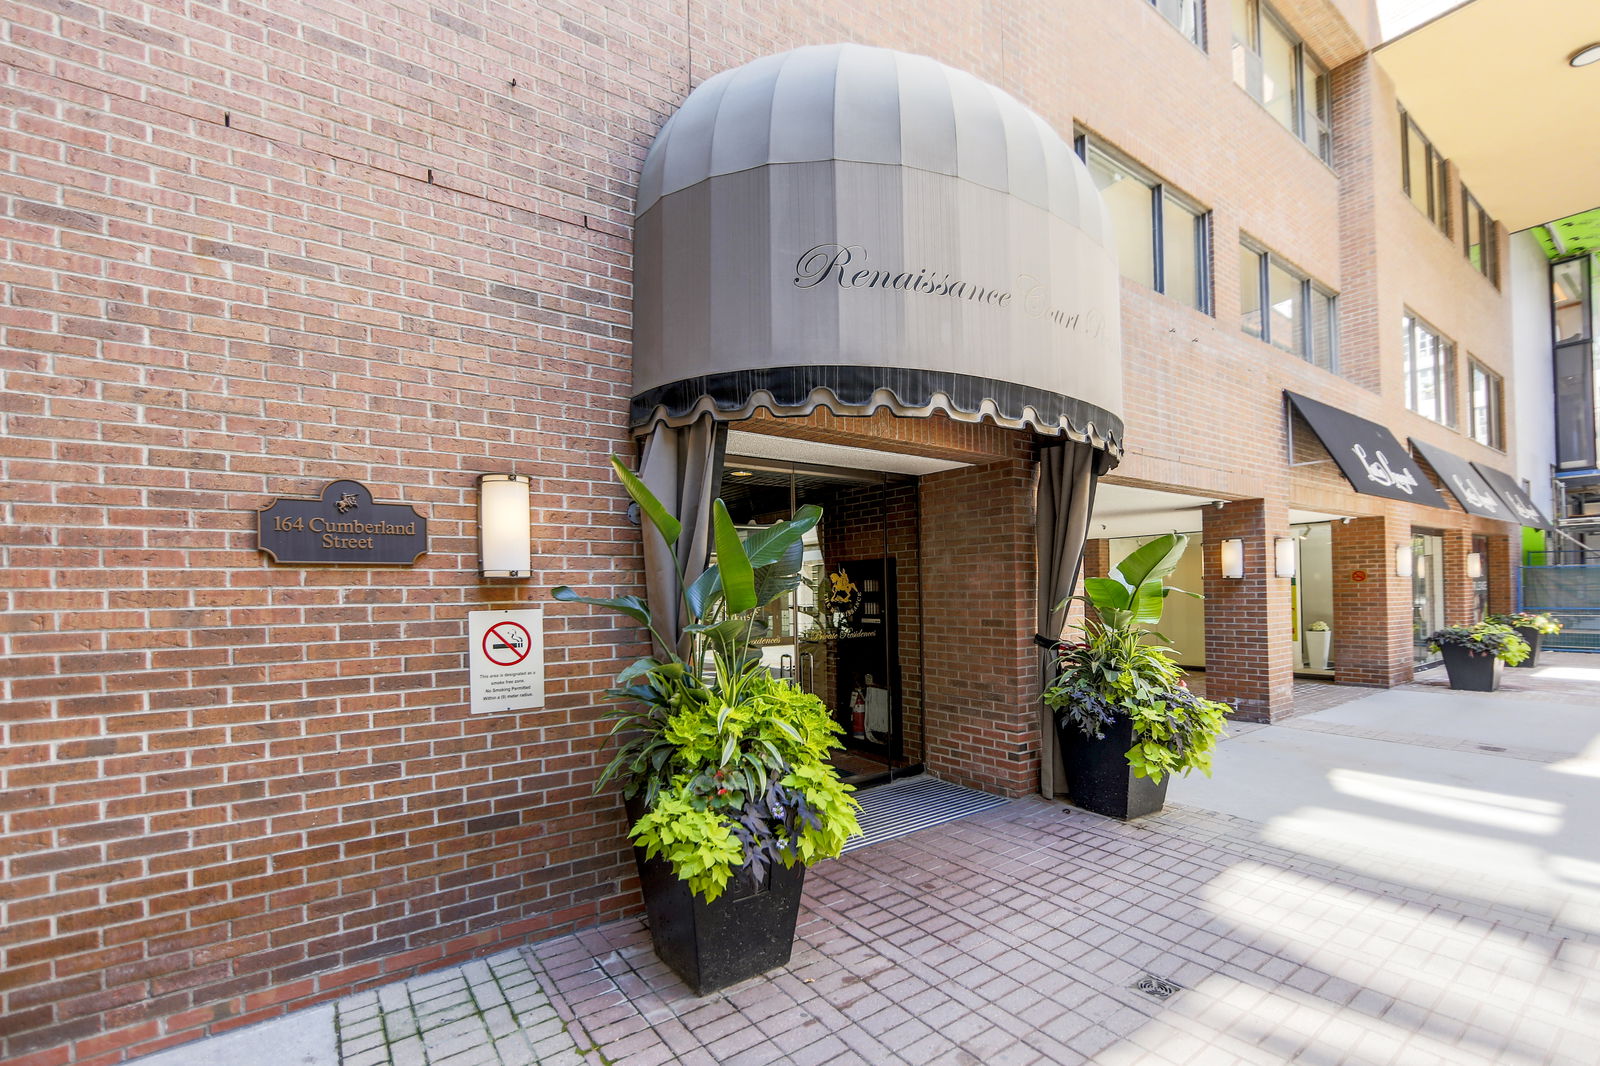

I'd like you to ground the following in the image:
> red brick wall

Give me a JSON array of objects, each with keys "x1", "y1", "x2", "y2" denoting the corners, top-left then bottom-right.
[
  {"x1": 1330, "y1": 516, "x2": 1416, "y2": 686},
  {"x1": 1441, "y1": 529, "x2": 1477, "y2": 625},
  {"x1": 918, "y1": 441, "x2": 1040, "y2": 797},
  {"x1": 1201, "y1": 500, "x2": 1296, "y2": 721}
]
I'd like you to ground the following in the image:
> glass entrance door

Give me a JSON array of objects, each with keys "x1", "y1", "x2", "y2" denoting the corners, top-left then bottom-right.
[
  {"x1": 719, "y1": 456, "x2": 924, "y2": 787},
  {"x1": 1411, "y1": 533, "x2": 1445, "y2": 663}
]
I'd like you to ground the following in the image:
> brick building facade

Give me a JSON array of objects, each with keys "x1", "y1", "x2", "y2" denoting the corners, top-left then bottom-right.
[{"x1": 0, "y1": 1, "x2": 1532, "y2": 1062}]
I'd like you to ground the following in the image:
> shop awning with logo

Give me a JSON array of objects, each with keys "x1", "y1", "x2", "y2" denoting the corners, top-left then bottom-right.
[
  {"x1": 1409, "y1": 438, "x2": 1509, "y2": 520},
  {"x1": 1285, "y1": 392, "x2": 1448, "y2": 508},
  {"x1": 1471, "y1": 463, "x2": 1554, "y2": 529}
]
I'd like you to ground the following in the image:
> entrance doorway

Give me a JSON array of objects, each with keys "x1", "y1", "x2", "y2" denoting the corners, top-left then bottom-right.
[
  {"x1": 718, "y1": 456, "x2": 924, "y2": 787},
  {"x1": 1412, "y1": 533, "x2": 1445, "y2": 663}
]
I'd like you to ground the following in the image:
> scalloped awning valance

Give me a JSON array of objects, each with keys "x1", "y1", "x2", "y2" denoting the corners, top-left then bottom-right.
[{"x1": 631, "y1": 43, "x2": 1125, "y2": 459}]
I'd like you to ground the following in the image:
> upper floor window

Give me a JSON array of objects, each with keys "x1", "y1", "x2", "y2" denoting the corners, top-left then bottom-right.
[
  {"x1": 1078, "y1": 137, "x2": 1212, "y2": 313},
  {"x1": 1401, "y1": 111, "x2": 1449, "y2": 234},
  {"x1": 1467, "y1": 359, "x2": 1504, "y2": 449},
  {"x1": 1461, "y1": 187, "x2": 1498, "y2": 285},
  {"x1": 1231, "y1": 0, "x2": 1332, "y2": 162},
  {"x1": 1149, "y1": 0, "x2": 1204, "y2": 47},
  {"x1": 1240, "y1": 241, "x2": 1336, "y2": 369},
  {"x1": 1403, "y1": 312, "x2": 1456, "y2": 427}
]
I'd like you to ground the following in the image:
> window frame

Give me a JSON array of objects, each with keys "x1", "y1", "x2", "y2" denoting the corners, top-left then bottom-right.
[
  {"x1": 1231, "y1": 0, "x2": 1333, "y2": 163},
  {"x1": 1402, "y1": 311, "x2": 1458, "y2": 428},
  {"x1": 1076, "y1": 135, "x2": 1214, "y2": 314},
  {"x1": 1239, "y1": 239, "x2": 1338, "y2": 371},
  {"x1": 1149, "y1": 0, "x2": 1206, "y2": 49},
  {"x1": 1460, "y1": 186, "x2": 1498, "y2": 287},
  {"x1": 1401, "y1": 110, "x2": 1451, "y2": 236},
  {"x1": 1466, "y1": 358, "x2": 1505, "y2": 450}
]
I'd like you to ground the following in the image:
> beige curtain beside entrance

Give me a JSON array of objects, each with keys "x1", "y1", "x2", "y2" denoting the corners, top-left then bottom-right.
[
  {"x1": 637, "y1": 414, "x2": 727, "y2": 661},
  {"x1": 1036, "y1": 441, "x2": 1102, "y2": 798}
]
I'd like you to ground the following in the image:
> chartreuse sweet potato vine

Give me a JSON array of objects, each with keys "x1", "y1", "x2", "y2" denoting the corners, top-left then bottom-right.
[{"x1": 554, "y1": 457, "x2": 861, "y2": 902}]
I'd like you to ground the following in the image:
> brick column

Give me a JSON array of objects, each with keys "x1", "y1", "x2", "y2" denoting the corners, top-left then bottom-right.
[
  {"x1": 1201, "y1": 500, "x2": 1295, "y2": 722},
  {"x1": 1330, "y1": 516, "x2": 1415, "y2": 686},
  {"x1": 1442, "y1": 529, "x2": 1477, "y2": 624},
  {"x1": 1486, "y1": 532, "x2": 1517, "y2": 615},
  {"x1": 1067, "y1": 537, "x2": 1111, "y2": 632},
  {"x1": 920, "y1": 448, "x2": 1039, "y2": 797}
]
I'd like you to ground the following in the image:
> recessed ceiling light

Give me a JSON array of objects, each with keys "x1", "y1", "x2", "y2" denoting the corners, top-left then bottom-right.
[{"x1": 1571, "y1": 43, "x2": 1600, "y2": 67}]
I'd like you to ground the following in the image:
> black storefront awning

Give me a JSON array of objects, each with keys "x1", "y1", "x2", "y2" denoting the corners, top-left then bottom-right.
[
  {"x1": 1471, "y1": 463, "x2": 1554, "y2": 529},
  {"x1": 1409, "y1": 438, "x2": 1510, "y2": 520},
  {"x1": 1286, "y1": 392, "x2": 1448, "y2": 508}
]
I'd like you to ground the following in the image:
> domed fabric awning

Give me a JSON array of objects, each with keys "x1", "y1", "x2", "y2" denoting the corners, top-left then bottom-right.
[{"x1": 632, "y1": 43, "x2": 1125, "y2": 459}]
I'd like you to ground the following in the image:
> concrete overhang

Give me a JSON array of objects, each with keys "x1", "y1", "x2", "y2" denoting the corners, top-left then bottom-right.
[{"x1": 1375, "y1": 0, "x2": 1600, "y2": 230}]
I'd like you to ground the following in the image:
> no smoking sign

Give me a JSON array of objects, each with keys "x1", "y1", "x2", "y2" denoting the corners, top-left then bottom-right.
[{"x1": 468, "y1": 609, "x2": 545, "y2": 714}]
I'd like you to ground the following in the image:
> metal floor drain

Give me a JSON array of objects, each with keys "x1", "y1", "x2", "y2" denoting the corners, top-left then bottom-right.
[{"x1": 1132, "y1": 974, "x2": 1181, "y2": 1000}]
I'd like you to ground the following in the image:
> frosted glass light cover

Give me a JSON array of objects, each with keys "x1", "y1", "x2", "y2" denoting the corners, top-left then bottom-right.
[
  {"x1": 479, "y1": 474, "x2": 532, "y2": 578},
  {"x1": 1220, "y1": 538, "x2": 1244, "y2": 579},
  {"x1": 1274, "y1": 537, "x2": 1297, "y2": 578},
  {"x1": 1394, "y1": 544, "x2": 1414, "y2": 579}
]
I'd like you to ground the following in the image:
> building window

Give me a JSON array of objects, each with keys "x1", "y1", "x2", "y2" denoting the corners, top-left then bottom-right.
[
  {"x1": 1240, "y1": 241, "x2": 1336, "y2": 369},
  {"x1": 1467, "y1": 359, "x2": 1504, "y2": 449},
  {"x1": 1401, "y1": 110, "x2": 1449, "y2": 234},
  {"x1": 1231, "y1": 0, "x2": 1332, "y2": 162},
  {"x1": 1149, "y1": 0, "x2": 1204, "y2": 46},
  {"x1": 1078, "y1": 137, "x2": 1212, "y2": 312},
  {"x1": 1461, "y1": 187, "x2": 1497, "y2": 285},
  {"x1": 1403, "y1": 312, "x2": 1457, "y2": 427}
]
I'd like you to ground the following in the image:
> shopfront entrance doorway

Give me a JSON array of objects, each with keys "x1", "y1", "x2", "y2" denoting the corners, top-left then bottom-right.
[{"x1": 718, "y1": 455, "x2": 925, "y2": 787}]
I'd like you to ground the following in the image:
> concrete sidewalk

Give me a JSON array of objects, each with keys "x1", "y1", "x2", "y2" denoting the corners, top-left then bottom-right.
[{"x1": 134, "y1": 654, "x2": 1600, "y2": 1065}]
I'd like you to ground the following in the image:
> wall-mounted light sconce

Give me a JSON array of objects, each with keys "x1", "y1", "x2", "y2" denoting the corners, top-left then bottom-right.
[
  {"x1": 1466, "y1": 552, "x2": 1484, "y2": 580},
  {"x1": 1220, "y1": 538, "x2": 1244, "y2": 579},
  {"x1": 1274, "y1": 537, "x2": 1297, "y2": 579},
  {"x1": 1394, "y1": 543, "x2": 1414, "y2": 579},
  {"x1": 478, "y1": 473, "x2": 531, "y2": 578}
]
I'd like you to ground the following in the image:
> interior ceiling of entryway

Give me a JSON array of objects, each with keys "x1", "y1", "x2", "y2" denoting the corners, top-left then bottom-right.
[
  {"x1": 1374, "y1": 0, "x2": 1600, "y2": 230},
  {"x1": 725, "y1": 430, "x2": 969, "y2": 476},
  {"x1": 1091, "y1": 484, "x2": 1349, "y2": 540}
]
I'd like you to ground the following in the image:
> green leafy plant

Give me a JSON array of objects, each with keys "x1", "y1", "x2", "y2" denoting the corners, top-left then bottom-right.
[
  {"x1": 1428, "y1": 622, "x2": 1530, "y2": 665},
  {"x1": 1487, "y1": 612, "x2": 1562, "y2": 635},
  {"x1": 554, "y1": 457, "x2": 861, "y2": 901},
  {"x1": 1044, "y1": 533, "x2": 1227, "y2": 783},
  {"x1": 1307, "y1": 620, "x2": 1330, "y2": 633}
]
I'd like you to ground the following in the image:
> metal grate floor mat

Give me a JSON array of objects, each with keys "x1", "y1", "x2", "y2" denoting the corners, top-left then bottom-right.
[{"x1": 840, "y1": 774, "x2": 1010, "y2": 852}]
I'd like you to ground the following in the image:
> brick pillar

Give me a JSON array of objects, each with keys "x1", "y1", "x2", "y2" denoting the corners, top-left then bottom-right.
[
  {"x1": 1201, "y1": 500, "x2": 1295, "y2": 722},
  {"x1": 1486, "y1": 532, "x2": 1517, "y2": 615},
  {"x1": 1330, "y1": 516, "x2": 1414, "y2": 686},
  {"x1": 920, "y1": 447, "x2": 1038, "y2": 797},
  {"x1": 1442, "y1": 529, "x2": 1477, "y2": 624},
  {"x1": 1066, "y1": 537, "x2": 1111, "y2": 632}
]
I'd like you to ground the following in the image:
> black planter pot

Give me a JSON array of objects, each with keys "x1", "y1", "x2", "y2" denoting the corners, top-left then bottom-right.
[
  {"x1": 624, "y1": 797, "x2": 805, "y2": 995},
  {"x1": 1440, "y1": 644, "x2": 1503, "y2": 691},
  {"x1": 1511, "y1": 627, "x2": 1543, "y2": 668},
  {"x1": 1057, "y1": 714, "x2": 1169, "y2": 820}
]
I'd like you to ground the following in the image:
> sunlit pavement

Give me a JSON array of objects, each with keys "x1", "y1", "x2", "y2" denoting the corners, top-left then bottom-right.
[
  {"x1": 520, "y1": 654, "x2": 1600, "y2": 1066},
  {"x1": 133, "y1": 655, "x2": 1600, "y2": 1065}
]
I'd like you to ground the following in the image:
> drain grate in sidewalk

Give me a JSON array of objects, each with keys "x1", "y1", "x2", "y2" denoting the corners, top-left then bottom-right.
[{"x1": 841, "y1": 774, "x2": 1009, "y2": 852}]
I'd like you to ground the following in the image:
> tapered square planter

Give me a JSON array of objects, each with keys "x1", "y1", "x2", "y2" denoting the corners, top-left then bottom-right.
[
  {"x1": 1057, "y1": 714, "x2": 1169, "y2": 820},
  {"x1": 625, "y1": 798, "x2": 805, "y2": 995},
  {"x1": 1440, "y1": 645, "x2": 1503, "y2": 691},
  {"x1": 1511, "y1": 627, "x2": 1543, "y2": 668}
]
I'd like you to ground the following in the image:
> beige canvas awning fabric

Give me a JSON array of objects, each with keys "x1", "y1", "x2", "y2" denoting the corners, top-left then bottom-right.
[{"x1": 632, "y1": 43, "x2": 1125, "y2": 459}]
